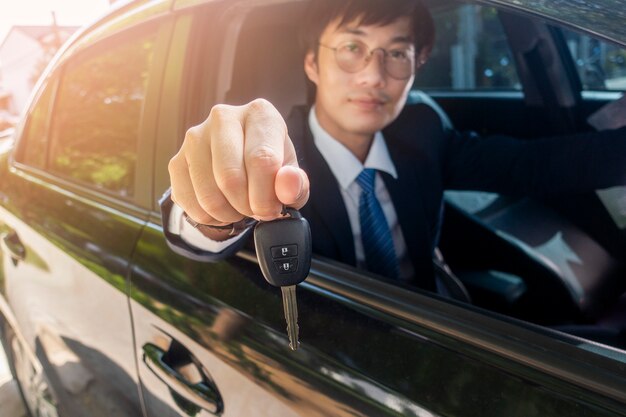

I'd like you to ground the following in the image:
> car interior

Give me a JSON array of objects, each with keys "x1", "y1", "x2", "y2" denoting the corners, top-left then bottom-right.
[{"x1": 209, "y1": 0, "x2": 626, "y2": 349}]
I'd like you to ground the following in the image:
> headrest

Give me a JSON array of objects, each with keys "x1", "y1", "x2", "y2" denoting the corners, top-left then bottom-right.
[{"x1": 225, "y1": 21, "x2": 308, "y2": 118}]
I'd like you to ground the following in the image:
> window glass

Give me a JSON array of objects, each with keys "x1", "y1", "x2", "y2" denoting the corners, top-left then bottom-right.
[
  {"x1": 17, "y1": 78, "x2": 57, "y2": 168},
  {"x1": 48, "y1": 30, "x2": 156, "y2": 197},
  {"x1": 416, "y1": 5, "x2": 520, "y2": 91},
  {"x1": 562, "y1": 29, "x2": 626, "y2": 91}
]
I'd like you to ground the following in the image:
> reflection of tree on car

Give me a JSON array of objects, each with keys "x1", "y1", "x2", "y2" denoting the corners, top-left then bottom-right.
[{"x1": 50, "y1": 36, "x2": 155, "y2": 195}]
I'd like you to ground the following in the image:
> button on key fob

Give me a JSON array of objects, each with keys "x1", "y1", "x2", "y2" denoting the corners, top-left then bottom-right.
[{"x1": 254, "y1": 207, "x2": 311, "y2": 350}]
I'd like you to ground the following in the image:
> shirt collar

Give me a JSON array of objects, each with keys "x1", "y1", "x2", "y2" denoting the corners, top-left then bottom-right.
[{"x1": 308, "y1": 106, "x2": 398, "y2": 190}]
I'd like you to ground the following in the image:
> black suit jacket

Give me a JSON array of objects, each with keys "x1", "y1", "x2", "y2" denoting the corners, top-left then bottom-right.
[{"x1": 161, "y1": 103, "x2": 626, "y2": 291}]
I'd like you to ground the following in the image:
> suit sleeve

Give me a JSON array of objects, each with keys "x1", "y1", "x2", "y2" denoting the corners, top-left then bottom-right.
[
  {"x1": 159, "y1": 188, "x2": 254, "y2": 261},
  {"x1": 443, "y1": 126, "x2": 626, "y2": 195}
]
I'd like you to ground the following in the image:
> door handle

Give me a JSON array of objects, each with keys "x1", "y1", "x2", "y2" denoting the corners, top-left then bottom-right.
[
  {"x1": 142, "y1": 343, "x2": 223, "y2": 415},
  {"x1": 1, "y1": 231, "x2": 26, "y2": 264}
]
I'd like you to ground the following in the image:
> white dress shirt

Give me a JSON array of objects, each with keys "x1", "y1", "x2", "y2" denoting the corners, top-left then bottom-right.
[
  {"x1": 308, "y1": 107, "x2": 414, "y2": 281},
  {"x1": 170, "y1": 107, "x2": 414, "y2": 281}
]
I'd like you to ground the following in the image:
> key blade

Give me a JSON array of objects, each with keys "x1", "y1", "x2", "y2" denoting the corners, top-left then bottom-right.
[{"x1": 281, "y1": 285, "x2": 300, "y2": 351}]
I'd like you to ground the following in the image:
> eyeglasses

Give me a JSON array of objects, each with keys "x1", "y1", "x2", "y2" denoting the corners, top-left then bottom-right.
[{"x1": 319, "y1": 39, "x2": 416, "y2": 80}]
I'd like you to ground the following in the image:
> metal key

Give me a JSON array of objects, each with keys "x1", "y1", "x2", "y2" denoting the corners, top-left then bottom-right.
[{"x1": 254, "y1": 207, "x2": 311, "y2": 350}]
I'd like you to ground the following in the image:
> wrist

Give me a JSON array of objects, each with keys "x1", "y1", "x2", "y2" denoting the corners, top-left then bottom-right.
[{"x1": 183, "y1": 214, "x2": 257, "y2": 241}]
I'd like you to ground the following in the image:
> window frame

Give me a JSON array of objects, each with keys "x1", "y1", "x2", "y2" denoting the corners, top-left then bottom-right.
[
  {"x1": 13, "y1": 73, "x2": 59, "y2": 170},
  {"x1": 11, "y1": 17, "x2": 174, "y2": 213},
  {"x1": 152, "y1": 3, "x2": 231, "y2": 211}
]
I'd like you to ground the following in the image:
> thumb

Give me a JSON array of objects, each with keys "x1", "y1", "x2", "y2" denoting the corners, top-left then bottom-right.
[{"x1": 275, "y1": 165, "x2": 310, "y2": 210}]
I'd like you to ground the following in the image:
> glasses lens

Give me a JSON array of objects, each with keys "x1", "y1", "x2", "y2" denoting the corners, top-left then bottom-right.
[
  {"x1": 333, "y1": 40, "x2": 416, "y2": 79},
  {"x1": 335, "y1": 41, "x2": 368, "y2": 73},
  {"x1": 385, "y1": 48, "x2": 415, "y2": 79}
]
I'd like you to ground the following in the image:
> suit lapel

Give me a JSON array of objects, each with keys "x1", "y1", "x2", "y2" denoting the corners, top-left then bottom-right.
[
  {"x1": 288, "y1": 107, "x2": 356, "y2": 266},
  {"x1": 287, "y1": 105, "x2": 437, "y2": 289},
  {"x1": 382, "y1": 133, "x2": 436, "y2": 290}
]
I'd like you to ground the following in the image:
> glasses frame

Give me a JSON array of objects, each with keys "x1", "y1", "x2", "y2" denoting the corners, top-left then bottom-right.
[{"x1": 318, "y1": 40, "x2": 417, "y2": 80}]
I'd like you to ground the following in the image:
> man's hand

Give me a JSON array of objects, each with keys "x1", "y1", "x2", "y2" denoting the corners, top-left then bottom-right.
[{"x1": 168, "y1": 99, "x2": 310, "y2": 226}]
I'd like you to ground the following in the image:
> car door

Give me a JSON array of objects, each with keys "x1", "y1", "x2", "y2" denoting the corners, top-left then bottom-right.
[
  {"x1": 0, "y1": 8, "x2": 173, "y2": 416},
  {"x1": 129, "y1": 1, "x2": 626, "y2": 416}
]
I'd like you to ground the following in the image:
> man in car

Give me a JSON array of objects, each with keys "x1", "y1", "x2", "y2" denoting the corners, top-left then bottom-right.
[{"x1": 162, "y1": 0, "x2": 626, "y2": 294}]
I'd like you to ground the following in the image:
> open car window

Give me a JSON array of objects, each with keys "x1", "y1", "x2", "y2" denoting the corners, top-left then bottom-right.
[
  {"x1": 180, "y1": 0, "x2": 626, "y2": 380},
  {"x1": 562, "y1": 27, "x2": 626, "y2": 92}
]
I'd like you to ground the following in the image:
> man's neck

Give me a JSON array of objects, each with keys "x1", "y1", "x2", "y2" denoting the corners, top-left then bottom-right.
[
  {"x1": 338, "y1": 132, "x2": 374, "y2": 163},
  {"x1": 314, "y1": 107, "x2": 374, "y2": 164}
]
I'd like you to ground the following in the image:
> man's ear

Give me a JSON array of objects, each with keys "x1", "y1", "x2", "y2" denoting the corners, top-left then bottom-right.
[
  {"x1": 304, "y1": 50, "x2": 319, "y2": 85},
  {"x1": 416, "y1": 47, "x2": 431, "y2": 70}
]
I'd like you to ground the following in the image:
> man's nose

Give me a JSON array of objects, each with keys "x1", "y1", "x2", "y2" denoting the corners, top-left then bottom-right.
[{"x1": 357, "y1": 49, "x2": 387, "y2": 86}]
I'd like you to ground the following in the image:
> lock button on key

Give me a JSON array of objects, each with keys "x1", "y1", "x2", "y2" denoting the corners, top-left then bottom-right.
[
  {"x1": 271, "y1": 245, "x2": 298, "y2": 259},
  {"x1": 275, "y1": 258, "x2": 298, "y2": 274}
]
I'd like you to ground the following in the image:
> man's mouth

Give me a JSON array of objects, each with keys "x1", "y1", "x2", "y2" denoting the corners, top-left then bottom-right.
[{"x1": 349, "y1": 96, "x2": 387, "y2": 109}]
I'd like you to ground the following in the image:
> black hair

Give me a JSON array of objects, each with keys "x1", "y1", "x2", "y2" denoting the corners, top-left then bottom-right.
[{"x1": 300, "y1": 0, "x2": 435, "y2": 56}]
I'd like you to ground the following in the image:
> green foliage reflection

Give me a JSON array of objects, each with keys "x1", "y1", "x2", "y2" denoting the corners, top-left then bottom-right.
[{"x1": 50, "y1": 36, "x2": 156, "y2": 196}]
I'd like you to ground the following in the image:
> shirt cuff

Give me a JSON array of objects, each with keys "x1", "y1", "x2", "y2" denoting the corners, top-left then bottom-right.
[{"x1": 169, "y1": 203, "x2": 251, "y2": 253}]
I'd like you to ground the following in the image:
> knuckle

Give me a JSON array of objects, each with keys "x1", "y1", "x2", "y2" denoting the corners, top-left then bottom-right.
[
  {"x1": 168, "y1": 154, "x2": 184, "y2": 175},
  {"x1": 183, "y1": 127, "x2": 204, "y2": 148},
  {"x1": 208, "y1": 104, "x2": 233, "y2": 122},
  {"x1": 196, "y1": 193, "x2": 224, "y2": 216},
  {"x1": 215, "y1": 167, "x2": 246, "y2": 192},
  {"x1": 238, "y1": 207, "x2": 254, "y2": 218},
  {"x1": 196, "y1": 194, "x2": 243, "y2": 224},
  {"x1": 170, "y1": 189, "x2": 193, "y2": 209},
  {"x1": 246, "y1": 145, "x2": 281, "y2": 170},
  {"x1": 184, "y1": 126, "x2": 200, "y2": 143},
  {"x1": 218, "y1": 212, "x2": 246, "y2": 224},
  {"x1": 246, "y1": 99, "x2": 286, "y2": 129},
  {"x1": 250, "y1": 201, "x2": 282, "y2": 218},
  {"x1": 247, "y1": 98, "x2": 273, "y2": 113},
  {"x1": 252, "y1": 203, "x2": 282, "y2": 217}
]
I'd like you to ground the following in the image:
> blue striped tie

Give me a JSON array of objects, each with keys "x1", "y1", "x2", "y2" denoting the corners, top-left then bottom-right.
[{"x1": 356, "y1": 169, "x2": 400, "y2": 279}]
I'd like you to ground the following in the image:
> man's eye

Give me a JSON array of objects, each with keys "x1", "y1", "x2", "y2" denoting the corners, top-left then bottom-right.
[
  {"x1": 342, "y1": 42, "x2": 364, "y2": 54},
  {"x1": 389, "y1": 49, "x2": 410, "y2": 61}
]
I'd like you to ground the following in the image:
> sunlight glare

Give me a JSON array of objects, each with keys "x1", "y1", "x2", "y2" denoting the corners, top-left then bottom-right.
[{"x1": 1, "y1": 0, "x2": 112, "y2": 40}]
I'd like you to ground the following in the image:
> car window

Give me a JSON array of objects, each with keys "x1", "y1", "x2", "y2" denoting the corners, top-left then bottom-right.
[
  {"x1": 48, "y1": 29, "x2": 157, "y2": 197},
  {"x1": 187, "y1": 0, "x2": 626, "y2": 360},
  {"x1": 15, "y1": 76, "x2": 58, "y2": 169},
  {"x1": 416, "y1": 4, "x2": 521, "y2": 91},
  {"x1": 561, "y1": 28, "x2": 626, "y2": 91}
]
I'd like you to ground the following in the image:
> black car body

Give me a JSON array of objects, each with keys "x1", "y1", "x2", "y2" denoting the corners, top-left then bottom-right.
[{"x1": 1, "y1": 0, "x2": 626, "y2": 416}]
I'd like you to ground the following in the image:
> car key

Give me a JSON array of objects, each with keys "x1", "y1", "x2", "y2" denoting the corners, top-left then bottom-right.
[{"x1": 254, "y1": 207, "x2": 311, "y2": 350}]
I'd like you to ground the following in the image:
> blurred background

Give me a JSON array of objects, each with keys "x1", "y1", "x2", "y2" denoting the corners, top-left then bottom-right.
[{"x1": 0, "y1": 0, "x2": 116, "y2": 133}]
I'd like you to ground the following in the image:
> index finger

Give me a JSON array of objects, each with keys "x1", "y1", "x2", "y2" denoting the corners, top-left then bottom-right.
[{"x1": 243, "y1": 99, "x2": 289, "y2": 219}]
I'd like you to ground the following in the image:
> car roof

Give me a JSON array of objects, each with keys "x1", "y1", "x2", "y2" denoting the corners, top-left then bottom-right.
[
  {"x1": 74, "y1": 0, "x2": 626, "y2": 49},
  {"x1": 40, "y1": 0, "x2": 626, "y2": 92},
  {"x1": 473, "y1": 0, "x2": 626, "y2": 46}
]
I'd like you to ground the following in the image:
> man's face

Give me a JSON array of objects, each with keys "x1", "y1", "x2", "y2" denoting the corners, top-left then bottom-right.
[{"x1": 304, "y1": 16, "x2": 416, "y2": 144}]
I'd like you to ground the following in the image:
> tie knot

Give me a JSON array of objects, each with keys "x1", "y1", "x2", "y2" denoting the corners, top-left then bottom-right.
[{"x1": 356, "y1": 168, "x2": 376, "y2": 194}]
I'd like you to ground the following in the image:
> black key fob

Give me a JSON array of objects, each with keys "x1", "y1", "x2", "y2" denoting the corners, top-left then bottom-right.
[{"x1": 254, "y1": 207, "x2": 312, "y2": 287}]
